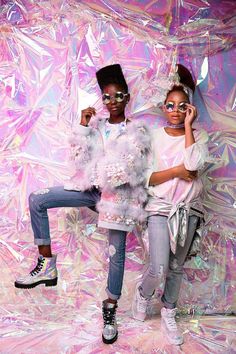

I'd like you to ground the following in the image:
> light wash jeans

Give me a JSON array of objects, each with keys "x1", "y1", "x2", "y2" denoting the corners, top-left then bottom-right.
[
  {"x1": 140, "y1": 214, "x2": 199, "y2": 308},
  {"x1": 29, "y1": 186, "x2": 127, "y2": 300}
]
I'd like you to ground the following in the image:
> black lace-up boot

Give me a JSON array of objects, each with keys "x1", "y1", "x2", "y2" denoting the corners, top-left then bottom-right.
[{"x1": 102, "y1": 299, "x2": 118, "y2": 344}]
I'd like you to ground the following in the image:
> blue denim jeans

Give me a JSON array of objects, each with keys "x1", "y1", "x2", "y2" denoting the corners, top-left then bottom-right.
[
  {"x1": 140, "y1": 214, "x2": 199, "y2": 308},
  {"x1": 29, "y1": 186, "x2": 127, "y2": 300}
]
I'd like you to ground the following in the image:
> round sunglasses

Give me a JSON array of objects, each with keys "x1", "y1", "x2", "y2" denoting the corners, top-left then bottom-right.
[
  {"x1": 165, "y1": 101, "x2": 188, "y2": 113},
  {"x1": 102, "y1": 91, "x2": 128, "y2": 105}
]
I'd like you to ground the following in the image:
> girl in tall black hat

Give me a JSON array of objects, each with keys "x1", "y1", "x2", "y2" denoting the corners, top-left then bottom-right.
[
  {"x1": 132, "y1": 64, "x2": 209, "y2": 346},
  {"x1": 15, "y1": 64, "x2": 151, "y2": 344}
]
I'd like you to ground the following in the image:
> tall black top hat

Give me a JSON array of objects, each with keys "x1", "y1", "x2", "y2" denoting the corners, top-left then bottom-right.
[
  {"x1": 96, "y1": 64, "x2": 128, "y2": 93},
  {"x1": 176, "y1": 64, "x2": 195, "y2": 93}
]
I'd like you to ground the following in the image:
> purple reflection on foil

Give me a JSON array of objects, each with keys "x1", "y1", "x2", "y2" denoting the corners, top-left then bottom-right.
[{"x1": 0, "y1": 1, "x2": 235, "y2": 353}]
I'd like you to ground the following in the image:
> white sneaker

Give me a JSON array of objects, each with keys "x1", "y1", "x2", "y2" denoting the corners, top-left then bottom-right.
[
  {"x1": 161, "y1": 307, "x2": 183, "y2": 345},
  {"x1": 132, "y1": 282, "x2": 149, "y2": 321}
]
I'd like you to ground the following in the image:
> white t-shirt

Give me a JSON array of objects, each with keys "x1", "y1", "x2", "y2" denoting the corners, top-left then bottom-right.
[
  {"x1": 145, "y1": 127, "x2": 209, "y2": 214},
  {"x1": 102, "y1": 119, "x2": 127, "y2": 147}
]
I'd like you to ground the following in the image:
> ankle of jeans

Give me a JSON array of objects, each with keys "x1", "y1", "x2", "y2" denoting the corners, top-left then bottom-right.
[
  {"x1": 139, "y1": 286, "x2": 154, "y2": 300},
  {"x1": 161, "y1": 295, "x2": 176, "y2": 309},
  {"x1": 106, "y1": 287, "x2": 120, "y2": 301}
]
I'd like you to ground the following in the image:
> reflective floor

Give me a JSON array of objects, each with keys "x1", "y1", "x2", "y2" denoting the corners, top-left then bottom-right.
[
  {"x1": 1, "y1": 286, "x2": 235, "y2": 353},
  {"x1": 1, "y1": 209, "x2": 235, "y2": 354}
]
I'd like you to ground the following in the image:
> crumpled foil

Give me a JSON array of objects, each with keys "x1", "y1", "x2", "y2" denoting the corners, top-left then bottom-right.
[{"x1": 0, "y1": 1, "x2": 235, "y2": 352}]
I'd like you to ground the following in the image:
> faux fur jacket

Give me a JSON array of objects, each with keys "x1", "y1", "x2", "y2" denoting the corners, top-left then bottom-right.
[{"x1": 64, "y1": 118, "x2": 151, "y2": 232}]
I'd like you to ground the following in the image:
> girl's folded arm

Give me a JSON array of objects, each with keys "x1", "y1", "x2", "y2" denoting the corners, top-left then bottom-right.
[{"x1": 183, "y1": 130, "x2": 209, "y2": 171}]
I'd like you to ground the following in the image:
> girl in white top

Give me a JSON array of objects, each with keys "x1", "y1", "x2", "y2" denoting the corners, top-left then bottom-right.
[{"x1": 132, "y1": 64, "x2": 209, "y2": 346}]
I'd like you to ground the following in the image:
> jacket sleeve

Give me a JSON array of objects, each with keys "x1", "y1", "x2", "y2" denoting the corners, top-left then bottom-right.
[
  {"x1": 99, "y1": 121, "x2": 152, "y2": 189},
  {"x1": 183, "y1": 129, "x2": 209, "y2": 171},
  {"x1": 68, "y1": 125, "x2": 95, "y2": 167},
  {"x1": 64, "y1": 124, "x2": 99, "y2": 191}
]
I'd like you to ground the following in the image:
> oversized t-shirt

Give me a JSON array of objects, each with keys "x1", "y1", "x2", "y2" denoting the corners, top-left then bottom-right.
[{"x1": 145, "y1": 126, "x2": 209, "y2": 215}]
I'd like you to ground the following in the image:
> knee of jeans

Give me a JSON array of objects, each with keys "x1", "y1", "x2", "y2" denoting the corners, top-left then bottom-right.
[
  {"x1": 149, "y1": 264, "x2": 166, "y2": 295},
  {"x1": 149, "y1": 265, "x2": 166, "y2": 282},
  {"x1": 108, "y1": 244, "x2": 124, "y2": 263},
  {"x1": 29, "y1": 188, "x2": 49, "y2": 211},
  {"x1": 169, "y1": 257, "x2": 183, "y2": 272},
  {"x1": 29, "y1": 192, "x2": 36, "y2": 210},
  {"x1": 109, "y1": 245, "x2": 116, "y2": 258}
]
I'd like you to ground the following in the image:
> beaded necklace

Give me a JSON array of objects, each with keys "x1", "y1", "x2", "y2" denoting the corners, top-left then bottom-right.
[
  {"x1": 166, "y1": 122, "x2": 185, "y2": 129},
  {"x1": 105, "y1": 118, "x2": 128, "y2": 139}
]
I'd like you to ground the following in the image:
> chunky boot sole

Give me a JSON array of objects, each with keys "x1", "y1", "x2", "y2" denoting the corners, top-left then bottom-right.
[
  {"x1": 14, "y1": 277, "x2": 58, "y2": 289},
  {"x1": 102, "y1": 332, "x2": 118, "y2": 344}
]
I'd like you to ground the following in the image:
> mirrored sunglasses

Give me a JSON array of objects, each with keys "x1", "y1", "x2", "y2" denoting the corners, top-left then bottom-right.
[
  {"x1": 102, "y1": 91, "x2": 128, "y2": 105},
  {"x1": 165, "y1": 101, "x2": 188, "y2": 113}
]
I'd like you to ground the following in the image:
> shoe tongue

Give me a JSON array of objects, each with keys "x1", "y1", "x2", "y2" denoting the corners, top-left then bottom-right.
[
  {"x1": 106, "y1": 302, "x2": 116, "y2": 309},
  {"x1": 167, "y1": 308, "x2": 176, "y2": 316}
]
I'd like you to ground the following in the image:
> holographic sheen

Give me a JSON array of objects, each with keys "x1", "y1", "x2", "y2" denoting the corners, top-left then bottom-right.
[{"x1": 0, "y1": 0, "x2": 235, "y2": 352}]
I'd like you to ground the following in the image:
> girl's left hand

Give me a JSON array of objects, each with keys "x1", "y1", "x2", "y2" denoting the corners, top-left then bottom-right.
[{"x1": 184, "y1": 103, "x2": 197, "y2": 126}]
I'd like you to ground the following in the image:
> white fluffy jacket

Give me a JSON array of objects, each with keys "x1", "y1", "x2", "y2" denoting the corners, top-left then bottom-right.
[{"x1": 64, "y1": 118, "x2": 151, "y2": 231}]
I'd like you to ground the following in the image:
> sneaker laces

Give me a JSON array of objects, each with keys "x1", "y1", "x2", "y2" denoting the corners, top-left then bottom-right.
[
  {"x1": 165, "y1": 315, "x2": 178, "y2": 331},
  {"x1": 137, "y1": 288, "x2": 149, "y2": 312},
  {"x1": 30, "y1": 257, "x2": 44, "y2": 276},
  {"x1": 103, "y1": 305, "x2": 117, "y2": 326}
]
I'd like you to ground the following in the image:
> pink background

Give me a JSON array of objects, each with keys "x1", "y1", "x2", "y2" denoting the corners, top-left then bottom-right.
[{"x1": 0, "y1": 1, "x2": 235, "y2": 352}]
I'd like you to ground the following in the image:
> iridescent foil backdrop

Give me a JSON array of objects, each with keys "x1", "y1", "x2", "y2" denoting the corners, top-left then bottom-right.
[{"x1": 0, "y1": 1, "x2": 235, "y2": 353}]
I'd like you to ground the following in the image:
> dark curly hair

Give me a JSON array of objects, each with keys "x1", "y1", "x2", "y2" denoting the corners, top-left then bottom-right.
[
  {"x1": 177, "y1": 64, "x2": 195, "y2": 93},
  {"x1": 165, "y1": 64, "x2": 195, "y2": 102}
]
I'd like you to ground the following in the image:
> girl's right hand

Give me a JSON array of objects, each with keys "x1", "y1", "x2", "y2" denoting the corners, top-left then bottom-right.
[
  {"x1": 80, "y1": 107, "x2": 96, "y2": 126},
  {"x1": 184, "y1": 103, "x2": 197, "y2": 126},
  {"x1": 175, "y1": 164, "x2": 198, "y2": 181}
]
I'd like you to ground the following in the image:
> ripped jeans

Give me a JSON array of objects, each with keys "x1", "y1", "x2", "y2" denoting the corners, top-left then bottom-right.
[
  {"x1": 140, "y1": 214, "x2": 199, "y2": 308},
  {"x1": 29, "y1": 186, "x2": 127, "y2": 300}
]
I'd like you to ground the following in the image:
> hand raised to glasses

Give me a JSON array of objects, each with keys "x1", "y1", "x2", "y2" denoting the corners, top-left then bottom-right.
[{"x1": 184, "y1": 103, "x2": 197, "y2": 126}]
